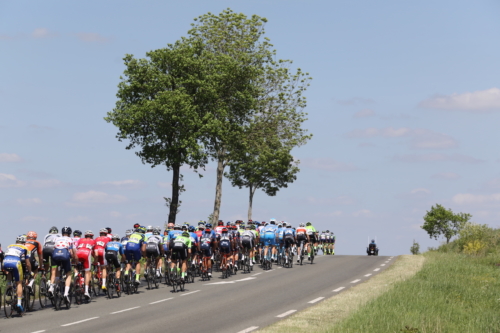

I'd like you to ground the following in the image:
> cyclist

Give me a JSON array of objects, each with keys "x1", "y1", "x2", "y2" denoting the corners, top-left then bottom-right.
[
  {"x1": 72, "y1": 230, "x2": 82, "y2": 247},
  {"x1": 76, "y1": 230, "x2": 96, "y2": 299},
  {"x1": 305, "y1": 222, "x2": 318, "y2": 260},
  {"x1": 283, "y1": 224, "x2": 296, "y2": 264},
  {"x1": 367, "y1": 239, "x2": 379, "y2": 255},
  {"x1": 200, "y1": 225, "x2": 216, "y2": 277},
  {"x1": 145, "y1": 225, "x2": 154, "y2": 240},
  {"x1": 330, "y1": 231, "x2": 336, "y2": 255},
  {"x1": 105, "y1": 227, "x2": 113, "y2": 240},
  {"x1": 105, "y1": 234, "x2": 125, "y2": 290},
  {"x1": 277, "y1": 223, "x2": 285, "y2": 261},
  {"x1": 296, "y1": 223, "x2": 309, "y2": 263},
  {"x1": 219, "y1": 227, "x2": 234, "y2": 270},
  {"x1": 250, "y1": 223, "x2": 260, "y2": 264},
  {"x1": 124, "y1": 226, "x2": 147, "y2": 285},
  {"x1": 42, "y1": 226, "x2": 61, "y2": 272},
  {"x1": 145, "y1": 227, "x2": 164, "y2": 278},
  {"x1": 49, "y1": 226, "x2": 75, "y2": 303},
  {"x1": 121, "y1": 229, "x2": 132, "y2": 247},
  {"x1": 230, "y1": 224, "x2": 240, "y2": 270},
  {"x1": 170, "y1": 229, "x2": 192, "y2": 282},
  {"x1": 241, "y1": 224, "x2": 256, "y2": 267},
  {"x1": 215, "y1": 220, "x2": 225, "y2": 237},
  {"x1": 3, "y1": 235, "x2": 32, "y2": 313},
  {"x1": 261, "y1": 219, "x2": 278, "y2": 262},
  {"x1": 188, "y1": 226, "x2": 199, "y2": 267},
  {"x1": 94, "y1": 228, "x2": 111, "y2": 290},
  {"x1": 24, "y1": 231, "x2": 43, "y2": 289},
  {"x1": 319, "y1": 230, "x2": 327, "y2": 254}
]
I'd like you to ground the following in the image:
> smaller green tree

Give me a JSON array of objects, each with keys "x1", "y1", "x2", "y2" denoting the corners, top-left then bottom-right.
[
  {"x1": 410, "y1": 239, "x2": 420, "y2": 255},
  {"x1": 421, "y1": 204, "x2": 471, "y2": 243}
]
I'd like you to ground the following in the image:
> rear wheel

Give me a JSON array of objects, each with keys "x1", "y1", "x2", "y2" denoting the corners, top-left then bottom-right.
[
  {"x1": 4, "y1": 286, "x2": 15, "y2": 318},
  {"x1": 39, "y1": 277, "x2": 49, "y2": 308},
  {"x1": 28, "y1": 282, "x2": 37, "y2": 311}
]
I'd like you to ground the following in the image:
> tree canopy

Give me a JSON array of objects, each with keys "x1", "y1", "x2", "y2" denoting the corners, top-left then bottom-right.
[{"x1": 421, "y1": 204, "x2": 471, "y2": 243}]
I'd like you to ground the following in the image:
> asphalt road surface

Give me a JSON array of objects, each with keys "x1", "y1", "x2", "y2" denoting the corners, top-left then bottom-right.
[{"x1": 2, "y1": 255, "x2": 394, "y2": 333}]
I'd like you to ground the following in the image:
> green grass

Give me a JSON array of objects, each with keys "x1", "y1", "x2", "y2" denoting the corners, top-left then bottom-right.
[{"x1": 330, "y1": 251, "x2": 500, "y2": 333}]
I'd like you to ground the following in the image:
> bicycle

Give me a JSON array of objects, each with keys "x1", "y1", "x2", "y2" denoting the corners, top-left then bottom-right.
[
  {"x1": 240, "y1": 247, "x2": 252, "y2": 273},
  {"x1": 3, "y1": 274, "x2": 29, "y2": 318},
  {"x1": 72, "y1": 263, "x2": 86, "y2": 305},
  {"x1": 200, "y1": 255, "x2": 211, "y2": 281},
  {"x1": 283, "y1": 243, "x2": 294, "y2": 268},
  {"x1": 37, "y1": 269, "x2": 51, "y2": 308},
  {"x1": 261, "y1": 246, "x2": 272, "y2": 270},
  {"x1": 90, "y1": 264, "x2": 103, "y2": 297},
  {"x1": 169, "y1": 261, "x2": 185, "y2": 292},
  {"x1": 145, "y1": 255, "x2": 160, "y2": 290},
  {"x1": 123, "y1": 260, "x2": 138, "y2": 295},
  {"x1": 106, "y1": 264, "x2": 122, "y2": 299},
  {"x1": 298, "y1": 240, "x2": 306, "y2": 265},
  {"x1": 53, "y1": 261, "x2": 73, "y2": 310}
]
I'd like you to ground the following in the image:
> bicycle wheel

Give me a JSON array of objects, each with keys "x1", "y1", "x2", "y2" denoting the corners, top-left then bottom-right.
[
  {"x1": 4, "y1": 286, "x2": 15, "y2": 318},
  {"x1": 74, "y1": 284, "x2": 83, "y2": 305},
  {"x1": 23, "y1": 285, "x2": 31, "y2": 313},
  {"x1": 54, "y1": 284, "x2": 62, "y2": 311},
  {"x1": 124, "y1": 274, "x2": 132, "y2": 295},
  {"x1": 310, "y1": 251, "x2": 315, "y2": 264},
  {"x1": 39, "y1": 277, "x2": 48, "y2": 308},
  {"x1": 106, "y1": 275, "x2": 115, "y2": 299},
  {"x1": 171, "y1": 271, "x2": 177, "y2": 292},
  {"x1": 146, "y1": 265, "x2": 152, "y2": 290},
  {"x1": 65, "y1": 284, "x2": 73, "y2": 309},
  {"x1": 28, "y1": 282, "x2": 37, "y2": 311}
]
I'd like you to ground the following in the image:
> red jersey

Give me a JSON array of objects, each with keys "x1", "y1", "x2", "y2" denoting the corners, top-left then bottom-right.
[
  {"x1": 195, "y1": 230, "x2": 203, "y2": 239},
  {"x1": 215, "y1": 226, "x2": 225, "y2": 235},
  {"x1": 94, "y1": 236, "x2": 110, "y2": 256},
  {"x1": 77, "y1": 238, "x2": 95, "y2": 255}
]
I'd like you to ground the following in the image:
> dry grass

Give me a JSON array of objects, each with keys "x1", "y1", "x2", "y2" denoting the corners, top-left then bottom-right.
[{"x1": 259, "y1": 255, "x2": 425, "y2": 333}]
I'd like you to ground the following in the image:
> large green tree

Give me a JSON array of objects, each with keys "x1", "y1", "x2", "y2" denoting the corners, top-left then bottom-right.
[
  {"x1": 105, "y1": 40, "x2": 207, "y2": 224},
  {"x1": 421, "y1": 204, "x2": 471, "y2": 243},
  {"x1": 186, "y1": 9, "x2": 274, "y2": 224}
]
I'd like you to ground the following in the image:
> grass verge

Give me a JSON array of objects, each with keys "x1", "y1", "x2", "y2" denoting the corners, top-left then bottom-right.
[
  {"x1": 259, "y1": 255, "x2": 425, "y2": 333},
  {"x1": 261, "y1": 252, "x2": 500, "y2": 333}
]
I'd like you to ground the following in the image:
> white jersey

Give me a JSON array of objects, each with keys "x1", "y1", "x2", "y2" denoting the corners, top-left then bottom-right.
[
  {"x1": 44, "y1": 233, "x2": 62, "y2": 245},
  {"x1": 147, "y1": 235, "x2": 163, "y2": 244},
  {"x1": 242, "y1": 230, "x2": 255, "y2": 239},
  {"x1": 54, "y1": 236, "x2": 73, "y2": 250}
]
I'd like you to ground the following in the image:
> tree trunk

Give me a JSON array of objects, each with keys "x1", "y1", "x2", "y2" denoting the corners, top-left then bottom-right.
[
  {"x1": 168, "y1": 163, "x2": 181, "y2": 224},
  {"x1": 212, "y1": 157, "x2": 225, "y2": 224},
  {"x1": 248, "y1": 184, "x2": 256, "y2": 221}
]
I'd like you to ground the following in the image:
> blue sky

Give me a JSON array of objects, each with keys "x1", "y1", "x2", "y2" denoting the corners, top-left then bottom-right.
[{"x1": 2, "y1": 1, "x2": 500, "y2": 255}]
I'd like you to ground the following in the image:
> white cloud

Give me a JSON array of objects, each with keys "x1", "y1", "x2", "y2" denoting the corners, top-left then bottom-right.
[
  {"x1": 75, "y1": 32, "x2": 110, "y2": 43},
  {"x1": 21, "y1": 216, "x2": 48, "y2": 222},
  {"x1": 68, "y1": 215, "x2": 90, "y2": 223},
  {"x1": 314, "y1": 211, "x2": 343, "y2": 218},
  {"x1": 68, "y1": 190, "x2": 127, "y2": 206},
  {"x1": 419, "y1": 87, "x2": 500, "y2": 112},
  {"x1": 353, "y1": 109, "x2": 376, "y2": 118},
  {"x1": 294, "y1": 196, "x2": 355, "y2": 206},
  {"x1": 0, "y1": 173, "x2": 25, "y2": 188},
  {"x1": 17, "y1": 198, "x2": 42, "y2": 205},
  {"x1": 302, "y1": 158, "x2": 358, "y2": 172},
  {"x1": 352, "y1": 209, "x2": 373, "y2": 217},
  {"x1": 452, "y1": 193, "x2": 500, "y2": 205},
  {"x1": 31, "y1": 179, "x2": 62, "y2": 188},
  {"x1": 431, "y1": 172, "x2": 460, "y2": 180},
  {"x1": 393, "y1": 153, "x2": 482, "y2": 164},
  {"x1": 337, "y1": 97, "x2": 374, "y2": 106},
  {"x1": 0, "y1": 153, "x2": 23, "y2": 163},
  {"x1": 101, "y1": 179, "x2": 145, "y2": 189},
  {"x1": 158, "y1": 182, "x2": 171, "y2": 188},
  {"x1": 410, "y1": 188, "x2": 431, "y2": 195},
  {"x1": 347, "y1": 127, "x2": 457, "y2": 149},
  {"x1": 32, "y1": 28, "x2": 56, "y2": 39}
]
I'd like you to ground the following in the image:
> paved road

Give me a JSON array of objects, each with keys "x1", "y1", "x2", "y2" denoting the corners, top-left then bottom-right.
[{"x1": 2, "y1": 255, "x2": 394, "y2": 333}]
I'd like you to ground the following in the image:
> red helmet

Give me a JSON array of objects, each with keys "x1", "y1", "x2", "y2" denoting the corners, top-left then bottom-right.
[
  {"x1": 221, "y1": 228, "x2": 228, "y2": 233},
  {"x1": 217, "y1": 221, "x2": 224, "y2": 226},
  {"x1": 27, "y1": 231, "x2": 37, "y2": 239},
  {"x1": 205, "y1": 228, "x2": 211, "y2": 233},
  {"x1": 133, "y1": 223, "x2": 140, "y2": 229}
]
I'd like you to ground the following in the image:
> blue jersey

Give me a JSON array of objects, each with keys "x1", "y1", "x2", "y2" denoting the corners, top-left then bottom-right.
[
  {"x1": 167, "y1": 230, "x2": 183, "y2": 243},
  {"x1": 262, "y1": 225, "x2": 277, "y2": 238},
  {"x1": 145, "y1": 232, "x2": 153, "y2": 240},
  {"x1": 189, "y1": 232, "x2": 199, "y2": 246},
  {"x1": 106, "y1": 241, "x2": 124, "y2": 255},
  {"x1": 283, "y1": 228, "x2": 296, "y2": 237},
  {"x1": 277, "y1": 227, "x2": 284, "y2": 240}
]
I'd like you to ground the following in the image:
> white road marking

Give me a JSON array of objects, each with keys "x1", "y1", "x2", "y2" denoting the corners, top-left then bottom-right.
[
  {"x1": 180, "y1": 290, "x2": 200, "y2": 296},
  {"x1": 265, "y1": 269, "x2": 275, "y2": 273},
  {"x1": 31, "y1": 331, "x2": 46, "y2": 333},
  {"x1": 308, "y1": 297, "x2": 325, "y2": 304},
  {"x1": 235, "y1": 277, "x2": 256, "y2": 282},
  {"x1": 381, "y1": 264, "x2": 386, "y2": 266},
  {"x1": 276, "y1": 310, "x2": 297, "y2": 318},
  {"x1": 111, "y1": 306, "x2": 140, "y2": 314},
  {"x1": 203, "y1": 281, "x2": 235, "y2": 285},
  {"x1": 333, "y1": 287, "x2": 345, "y2": 292},
  {"x1": 278, "y1": 267, "x2": 282, "y2": 269},
  {"x1": 61, "y1": 317, "x2": 99, "y2": 326},
  {"x1": 149, "y1": 297, "x2": 173, "y2": 304},
  {"x1": 251, "y1": 273, "x2": 262, "y2": 276},
  {"x1": 365, "y1": 274, "x2": 372, "y2": 277},
  {"x1": 351, "y1": 279, "x2": 361, "y2": 283},
  {"x1": 374, "y1": 268, "x2": 380, "y2": 271},
  {"x1": 237, "y1": 326, "x2": 259, "y2": 333}
]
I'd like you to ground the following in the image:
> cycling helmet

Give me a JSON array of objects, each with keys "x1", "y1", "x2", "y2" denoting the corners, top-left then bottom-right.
[
  {"x1": 99, "y1": 228, "x2": 108, "y2": 234},
  {"x1": 371, "y1": 239, "x2": 375, "y2": 243},
  {"x1": 278, "y1": 223, "x2": 283, "y2": 227},
  {"x1": 198, "y1": 221, "x2": 205, "y2": 226},
  {"x1": 133, "y1": 223, "x2": 140, "y2": 229},
  {"x1": 181, "y1": 224, "x2": 188, "y2": 230},
  {"x1": 251, "y1": 224, "x2": 256, "y2": 230},
  {"x1": 153, "y1": 228, "x2": 161, "y2": 235},
  {"x1": 16, "y1": 235, "x2": 27, "y2": 243},
  {"x1": 112, "y1": 234, "x2": 120, "y2": 241},
  {"x1": 182, "y1": 230, "x2": 189, "y2": 237},
  {"x1": 205, "y1": 223, "x2": 212, "y2": 229},
  {"x1": 106, "y1": 227, "x2": 112, "y2": 234},
  {"x1": 73, "y1": 230, "x2": 82, "y2": 237},
  {"x1": 49, "y1": 226, "x2": 58, "y2": 234},
  {"x1": 306, "y1": 222, "x2": 312, "y2": 226},
  {"x1": 188, "y1": 226, "x2": 195, "y2": 232},
  {"x1": 226, "y1": 221, "x2": 231, "y2": 226},
  {"x1": 183, "y1": 222, "x2": 190, "y2": 227},
  {"x1": 138, "y1": 226, "x2": 146, "y2": 234},
  {"x1": 282, "y1": 222, "x2": 287, "y2": 227},
  {"x1": 221, "y1": 228, "x2": 228, "y2": 233},
  {"x1": 125, "y1": 229, "x2": 132, "y2": 236},
  {"x1": 174, "y1": 224, "x2": 181, "y2": 230},
  {"x1": 198, "y1": 224, "x2": 205, "y2": 229},
  {"x1": 299, "y1": 223, "x2": 305, "y2": 227},
  {"x1": 217, "y1": 221, "x2": 224, "y2": 226},
  {"x1": 146, "y1": 225, "x2": 153, "y2": 232},
  {"x1": 85, "y1": 230, "x2": 94, "y2": 237},
  {"x1": 286, "y1": 224, "x2": 292, "y2": 228},
  {"x1": 27, "y1": 231, "x2": 38, "y2": 239},
  {"x1": 326, "y1": 230, "x2": 329, "y2": 233},
  {"x1": 61, "y1": 226, "x2": 72, "y2": 235},
  {"x1": 270, "y1": 218, "x2": 276, "y2": 224}
]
